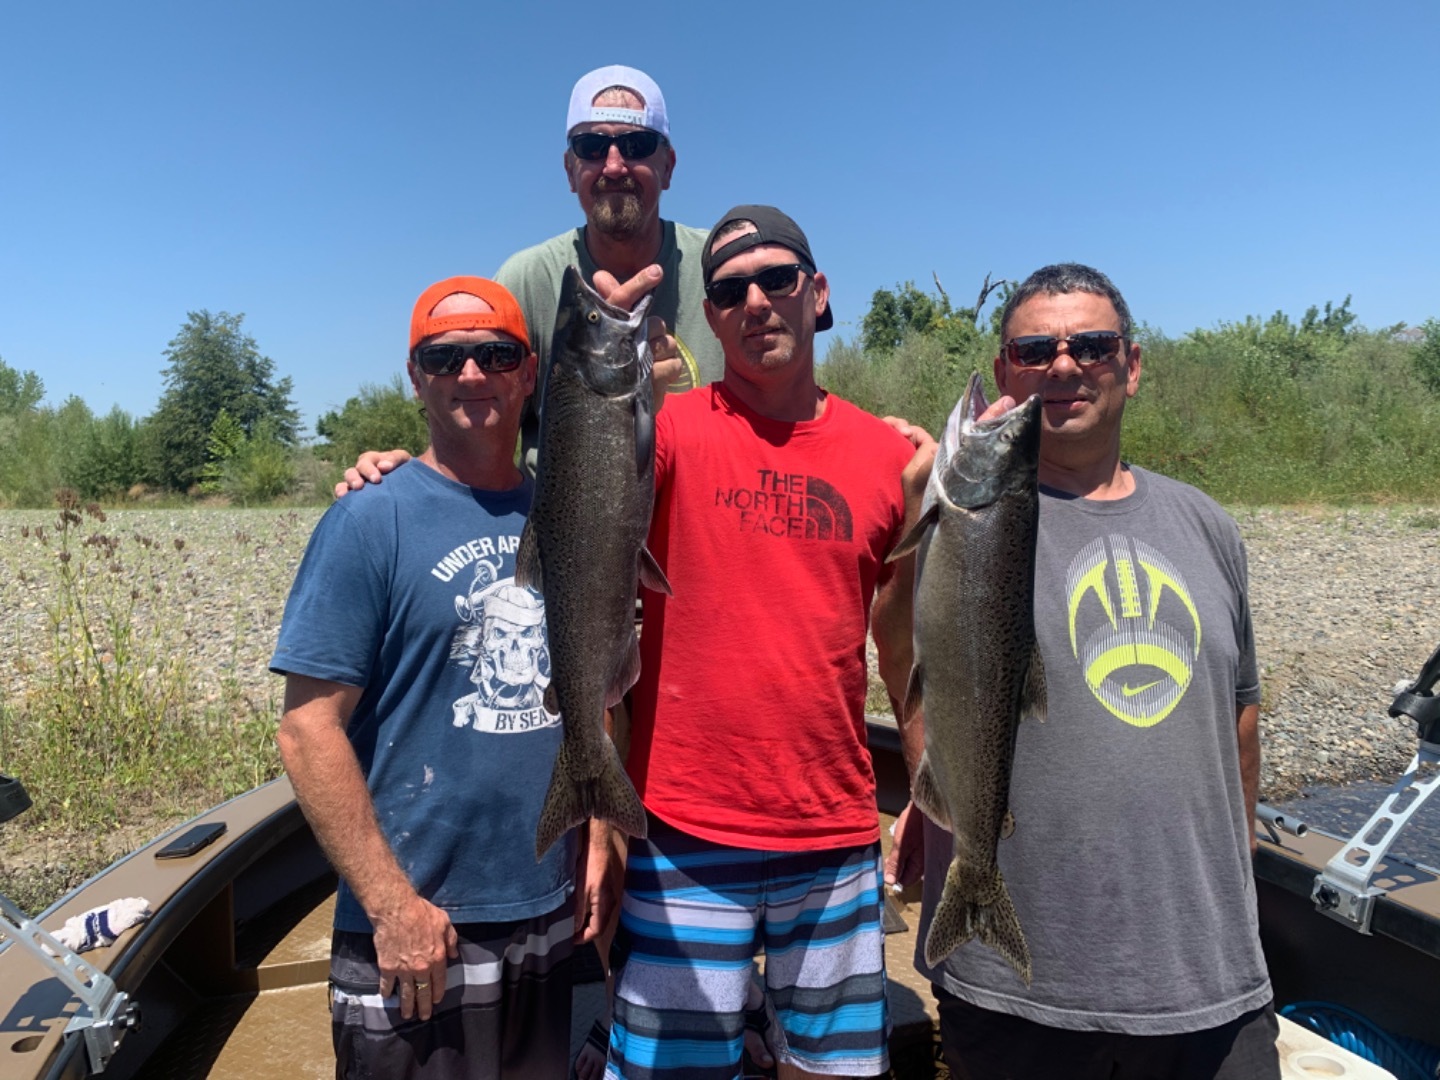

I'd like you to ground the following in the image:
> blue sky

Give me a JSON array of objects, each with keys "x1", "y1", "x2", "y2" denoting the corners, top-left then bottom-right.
[{"x1": 2, "y1": 1, "x2": 1435, "y2": 436}]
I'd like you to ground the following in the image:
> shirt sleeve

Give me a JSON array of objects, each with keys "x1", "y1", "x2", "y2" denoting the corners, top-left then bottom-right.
[{"x1": 270, "y1": 500, "x2": 391, "y2": 687}]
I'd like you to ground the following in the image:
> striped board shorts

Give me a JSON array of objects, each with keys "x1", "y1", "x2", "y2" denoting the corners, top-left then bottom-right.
[
  {"x1": 329, "y1": 900, "x2": 574, "y2": 1080},
  {"x1": 606, "y1": 818, "x2": 890, "y2": 1079}
]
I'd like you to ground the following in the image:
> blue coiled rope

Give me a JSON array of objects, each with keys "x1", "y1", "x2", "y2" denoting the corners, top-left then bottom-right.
[{"x1": 1280, "y1": 1001, "x2": 1439, "y2": 1079}]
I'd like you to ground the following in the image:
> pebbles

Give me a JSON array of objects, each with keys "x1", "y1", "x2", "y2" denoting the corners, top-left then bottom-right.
[
  {"x1": 864, "y1": 504, "x2": 1440, "y2": 802},
  {"x1": 0, "y1": 506, "x2": 323, "y2": 720},
  {"x1": 1240, "y1": 506, "x2": 1440, "y2": 798},
  {"x1": 2, "y1": 503, "x2": 1437, "y2": 807}
]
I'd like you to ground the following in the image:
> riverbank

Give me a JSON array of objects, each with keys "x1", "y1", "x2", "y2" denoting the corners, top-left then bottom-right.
[{"x1": 3, "y1": 504, "x2": 1439, "y2": 911}]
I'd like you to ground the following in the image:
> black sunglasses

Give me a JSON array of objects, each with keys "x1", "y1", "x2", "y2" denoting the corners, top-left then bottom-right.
[
  {"x1": 413, "y1": 341, "x2": 526, "y2": 376},
  {"x1": 1004, "y1": 330, "x2": 1125, "y2": 368},
  {"x1": 704, "y1": 264, "x2": 806, "y2": 310},
  {"x1": 568, "y1": 130, "x2": 666, "y2": 162}
]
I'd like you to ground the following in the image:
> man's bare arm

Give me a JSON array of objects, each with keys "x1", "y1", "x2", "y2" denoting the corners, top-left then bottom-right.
[
  {"x1": 875, "y1": 426, "x2": 936, "y2": 889},
  {"x1": 277, "y1": 673, "x2": 457, "y2": 1017},
  {"x1": 1236, "y1": 702, "x2": 1261, "y2": 855}
]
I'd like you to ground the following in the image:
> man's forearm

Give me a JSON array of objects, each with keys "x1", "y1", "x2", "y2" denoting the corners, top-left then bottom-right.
[
  {"x1": 278, "y1": 681, "x2": 415, "y2": 921},
  {"x1": 873, "y1": 561, "x2": 922, "y2": 778},
  {"x1": 1236, "y1": 703, "x2": 1261, "y2": 844}
]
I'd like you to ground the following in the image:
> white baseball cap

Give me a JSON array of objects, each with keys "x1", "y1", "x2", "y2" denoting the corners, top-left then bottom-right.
[{"x1": 565, "y1": 65, "x2": 669, "y2": 139}]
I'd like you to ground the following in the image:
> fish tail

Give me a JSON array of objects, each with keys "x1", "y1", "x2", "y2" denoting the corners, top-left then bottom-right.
[
  {"x1": 924, "y1": 859, "x2": 1032, "y2": 986},
  {"x1": 534, "y1": 739, "x2": 649, "y2": 860}
]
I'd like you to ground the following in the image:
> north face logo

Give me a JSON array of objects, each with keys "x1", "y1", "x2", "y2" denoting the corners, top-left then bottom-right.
[{"x1": 715, "y1": 469, "x2": 854, "y2": 540}]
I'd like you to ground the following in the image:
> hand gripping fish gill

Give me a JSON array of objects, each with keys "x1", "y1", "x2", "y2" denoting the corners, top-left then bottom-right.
[
  {"x1": 517, "y1": 267, "x2": 670, "y2": 860},
  {"x1": 889, "y1": 372, "x2": 1045, "y2": 984}
]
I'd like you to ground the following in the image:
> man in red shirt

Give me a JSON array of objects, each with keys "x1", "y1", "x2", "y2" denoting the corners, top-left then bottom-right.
[{"x1": 604, "y1": 206, "x2": 932, "y2": 1080}]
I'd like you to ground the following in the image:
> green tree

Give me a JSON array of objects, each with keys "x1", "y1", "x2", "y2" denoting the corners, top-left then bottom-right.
[
  {"x1": 860, "y1": 277, "x2": 1000, "y2": 364},
  {"x1": 314, "y1": 374, "x2": 428, "y2": 464},
  {"x1": 64, "y1": 406, "x2": 143, "y2": 500},
  {"x1": 199, "y1": 409, "x2": 247, "y2": 494},
  {"x1": 146, "y1": 311, "x2": 298, "y2": 491},
  {"x1": 0, "y1": 357, "x2": 59, "y2": 505},
  {"x1": 222, "y1": 418, "x2": 296, "y2": 504},
  {"x1": 1413, "y1": 319, "x2": 1440, "y2": 395},
  {"x1": 0, "y1": 356, "x2": 44, "y2": 415}
]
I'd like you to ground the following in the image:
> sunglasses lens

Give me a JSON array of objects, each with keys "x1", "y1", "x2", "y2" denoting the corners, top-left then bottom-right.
[
  {"x1": 755, "y1": 265, "x2": 801, "y2": 296},
  {"x1": 1070, "y1": 332, "x2": 1121, "y2": 363},
  {"x1": 706, "y1": 279, "x2": 747, "y2": 309},
  {"x1": 570, "y1": 133, "x2": 611, "y2": 161},
  {"x1": 479, "y1": 343, "x2": 524, "y2": 371},
  {"x1": 1009, "y1": 337, "x2": 1059, "y2": 366},
  {"x1": 615, "y1": 131, "x2": 661, "y2": 159},
  {"x1": 416, "y1": 344, "x2": 463, "y2": 375}
]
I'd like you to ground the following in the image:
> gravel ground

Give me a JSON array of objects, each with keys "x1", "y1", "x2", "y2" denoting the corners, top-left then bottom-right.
[
  {"x1": 2, "y1": 503, "x2": 1438, "y2": 801},
  {"x1": 863, "y1": 503, "x2": 1440, "y2": 800},
  {"x1": 1239, "y1": 505, "x2": 1440, "y2": 797},
  {"x1": 0, "y1": 506, "x2": 321, "y2": 720},
  {"x1": 2, "y1": 502, "x2": 1439, "y2": 906}
]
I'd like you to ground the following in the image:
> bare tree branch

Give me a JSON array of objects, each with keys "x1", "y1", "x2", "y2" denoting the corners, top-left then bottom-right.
[
  {"x1": 932, "y1": 271, "x2": 951, "y2": 312},
  {"x1": 973, "y1": 273, "x2": 1008, "y2": 329}
]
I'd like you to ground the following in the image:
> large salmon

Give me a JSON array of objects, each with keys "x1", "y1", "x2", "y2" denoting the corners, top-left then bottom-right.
[
  {"x1": 517, "y1": 267, "x2": 670, "y2": 860},
  {"x1": 891, "y1": 372, "x2": 1045, "y2": 983}
]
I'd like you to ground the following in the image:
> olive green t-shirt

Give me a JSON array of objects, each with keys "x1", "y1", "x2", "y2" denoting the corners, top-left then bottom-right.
[{"x1": 495, "y1": 220, "x2": 724, "y2": 470}]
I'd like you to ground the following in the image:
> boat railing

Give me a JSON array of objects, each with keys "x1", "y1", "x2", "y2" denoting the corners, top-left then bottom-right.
[
  {"x1": 1309, "y1": 642, "x2": 1440, "y2": 934},
  {"x1": 0, "y1": 775, "x2": 139, "y2": 1074}
]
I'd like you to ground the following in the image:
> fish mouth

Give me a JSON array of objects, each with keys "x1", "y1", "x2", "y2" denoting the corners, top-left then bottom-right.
[
  {"x1": 955, "y1": 373, "x2": 1040, "y2": 435},
  {"x1": 558, "y1": 266, "x2": 654, "y2": 362}
]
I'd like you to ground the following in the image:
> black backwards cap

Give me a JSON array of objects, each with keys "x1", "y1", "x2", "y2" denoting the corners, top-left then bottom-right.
[{"x1": 701, "y1": 204, "x2": 833, "y2": 331}]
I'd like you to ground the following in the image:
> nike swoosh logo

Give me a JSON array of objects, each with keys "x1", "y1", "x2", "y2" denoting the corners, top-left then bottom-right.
[{"x1": 1121, "y1": 680, "x2": 1165, "y2": 697}]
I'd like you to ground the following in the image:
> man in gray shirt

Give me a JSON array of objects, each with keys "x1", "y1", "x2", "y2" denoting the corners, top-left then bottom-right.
[
  {"x1": 887, "y1": 264, "x2": 1279, "y2": 1079},
  {"x1": 495, "y1": 64, "x2": 724, "y2": 472}
]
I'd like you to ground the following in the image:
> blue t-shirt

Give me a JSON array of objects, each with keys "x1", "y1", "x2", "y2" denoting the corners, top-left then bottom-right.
[{"x1": 271, "y1": 461, "x2": 573, "y2": 931}]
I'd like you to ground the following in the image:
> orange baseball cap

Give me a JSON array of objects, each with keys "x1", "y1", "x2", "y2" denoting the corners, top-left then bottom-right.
[{"x1": 409, "y1": 276, "x2": 531, "y2": 354}]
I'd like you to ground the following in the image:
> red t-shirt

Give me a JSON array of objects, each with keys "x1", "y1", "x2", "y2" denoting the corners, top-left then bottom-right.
[{"x1": 628, "y1": 383, "x2": 913, "y2": 850}]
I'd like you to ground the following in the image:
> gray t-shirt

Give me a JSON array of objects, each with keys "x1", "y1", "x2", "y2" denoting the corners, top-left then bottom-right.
[
  {"x1": 916, "y1": 466, "x2": 1271, "y2": 1035},
  {"x1": 495, "y1": 220, "x2": 724, "y2": 469}
]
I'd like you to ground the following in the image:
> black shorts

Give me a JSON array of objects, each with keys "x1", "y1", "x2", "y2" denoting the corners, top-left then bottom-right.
[
  {"x1": 934, "y1": 984, "x2": 1280, "y2": 1080},
  {"x1": 330, "y1": 902, "x2": 574, "y2": 1080}
]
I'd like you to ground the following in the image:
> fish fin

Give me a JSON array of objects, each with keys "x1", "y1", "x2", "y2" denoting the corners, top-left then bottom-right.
[
  {"x1": 606, "y1": 628, "x2": 642, "y2": 708},
  {"x1": 515, "y1": 520, "x2": 543, "y2": 592},
  {"x1": 535, "y1": 737, "x2": 648, "y2": 861},
  {"x1": 901, "y1": 664, "x2": 924, "y2": 730},
  {"x1": 1021, "y1": 642, "x2": 1047, "y2": 723},
  {"x1": 544, "y1": 683, "x2": 559, "y2": 716},
  {"x1": 911, "y1": 750, "x2": 952, "y2": 831},
  {"x1": 887, "y1": 503, "x2": 939, "y2": 562},
  {"x1": 638, "y1": 546, "x2": 672, "y2": 596},
  {"x1": 634, "y1": 364, "x2": 655, "y2": 480},
  {"x1": 1001, "y1": 810, "x2": 1015, "y2": 839},
  {"x1": 924, "y1": 859, "x2": 1032, "y2": 986}
]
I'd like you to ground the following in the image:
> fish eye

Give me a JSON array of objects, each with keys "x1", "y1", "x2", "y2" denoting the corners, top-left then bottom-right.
[{"x1": 587, "y1": 311, "x2": 600, "y2": 323}]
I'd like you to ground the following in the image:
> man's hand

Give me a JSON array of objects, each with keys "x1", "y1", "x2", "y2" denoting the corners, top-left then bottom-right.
[
  {"x1": 334, "y1": 449, "x2": 414, "y2": 498},
  {"x1": 373, "y1": 892, "x2": 460, "y2": 1021},
  {"x1": 884, "y1": 801, "x2": 925, "y2": 891},
  {"x1": 882, "y1": 416, "x2": 937, "y2": 511},
  {"x1": 594, "y1": 266, "x2": 683, "y2": 405},
  {"x1": 976, "y1": 395, "x2": 1018, "y2": 425},
  {"x1": 573, "y1": 820, "x2": 625, "y2": 945}
]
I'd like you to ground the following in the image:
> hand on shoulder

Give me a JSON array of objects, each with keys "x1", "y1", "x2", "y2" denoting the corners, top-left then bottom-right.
[{"x1": 334, "y1": 449, "x2": 414, "y2": 498}]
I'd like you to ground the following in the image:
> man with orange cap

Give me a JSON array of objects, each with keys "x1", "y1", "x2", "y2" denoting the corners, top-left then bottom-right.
[{"x1": 274, "y1": 278, "x2": 581, "y2": 1079}]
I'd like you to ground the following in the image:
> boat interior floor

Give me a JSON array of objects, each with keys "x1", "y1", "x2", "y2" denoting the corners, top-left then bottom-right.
[
  {"x1": 139, "y1": 815, "x2": 944, "y2": 1079},
  {"x1": 139, "y1": 874, "x2": 334, "y2": 1079}
]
